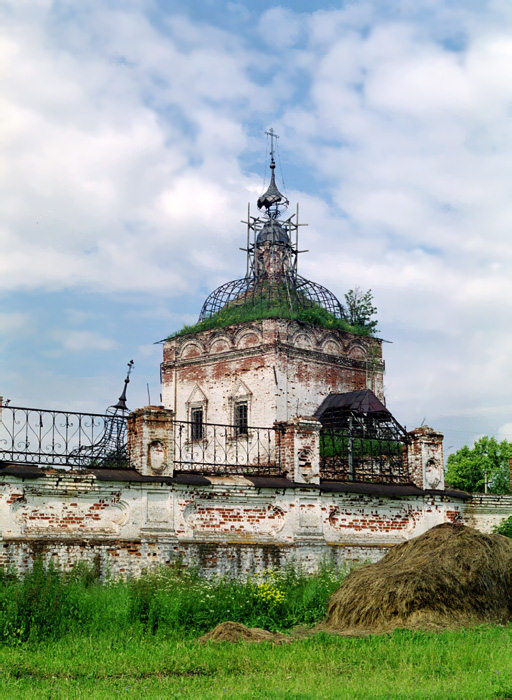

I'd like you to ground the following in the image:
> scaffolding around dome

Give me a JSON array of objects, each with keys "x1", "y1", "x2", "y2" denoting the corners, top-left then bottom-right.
[
  {"x1": 196, "y1": 128, "x2": 347, "y2": 327},
  {"x1": 199, "y1": 196, "x2": 347, "y2": 322}
]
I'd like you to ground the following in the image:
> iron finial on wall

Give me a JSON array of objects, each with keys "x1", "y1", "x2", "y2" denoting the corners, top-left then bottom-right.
[{"x1": 112, "y1": 360, "x2": 134, "y2": 412}]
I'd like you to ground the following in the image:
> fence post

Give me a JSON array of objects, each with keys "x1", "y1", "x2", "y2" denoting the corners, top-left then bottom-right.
[
  {"x1": 127, "y1": 406, "x2": 175, "y2": 477},
  {"x1": 407, "y1": 426, "x2": 444, "y2": 490},
  {"x1": 275, "y1": 417, "x2": 321, "y2": 484}
]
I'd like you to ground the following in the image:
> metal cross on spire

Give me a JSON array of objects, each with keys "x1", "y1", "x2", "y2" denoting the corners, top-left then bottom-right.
[
  {"x1": 112, "y1": 359, "x2": 134, "y2": 412},
  {"x1": 258, "y1": 128, "x2": 288, "y2": 213},
  {"x1": 265, "y1": 127, "x2": 279, "y2": 163}
]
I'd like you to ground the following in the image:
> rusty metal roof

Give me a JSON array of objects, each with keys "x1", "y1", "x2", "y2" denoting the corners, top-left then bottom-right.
[
  {"x1": 319, "y1": 480, "x2": 470, "y2": 500},
  {"x1": 246, "y1": 476, "x2": 305, "y2": 490},
  {"x1": 0, "y1": 464, "x2": 471, "y2": 499},
  {"x1": 0, "y1": 464, "x2": 47, "y2": 479},
  {"x1": 314, "y1": 390, "x2": 389, "y2": 418},
  {"x1": 90, "y1": 468, "x2": 174, "y2": 483}
]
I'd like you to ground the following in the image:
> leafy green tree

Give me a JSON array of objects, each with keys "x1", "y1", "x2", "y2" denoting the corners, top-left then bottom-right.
[
  {"x1": 344, "y1": 288, "x2": 378, "y2": 335},
  {"x1": 445, "y1": 436, "x2": 512, "y2": 494},
  {"x1": 494, "y1": 515, "x2": 512, "y2": 538}
]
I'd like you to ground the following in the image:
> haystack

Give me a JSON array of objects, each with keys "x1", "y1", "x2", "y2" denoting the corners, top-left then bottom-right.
[
  {"x1": 199, "y1": 621, "x2": 289, "y2": 644},
  {"x1": 323, "y1": 523, "x2": 512, "y2": 634}
]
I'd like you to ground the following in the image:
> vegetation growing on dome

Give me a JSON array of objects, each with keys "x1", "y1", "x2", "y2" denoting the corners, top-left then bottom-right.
[
  {"x1": 168, "y1": 289, "x2": 378, "y2": 340},
  {"x1": 344, "y1": 288, "x2": 379, "y2": 336}
]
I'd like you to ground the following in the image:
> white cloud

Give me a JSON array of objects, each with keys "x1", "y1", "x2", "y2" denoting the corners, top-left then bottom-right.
[
  {"x1": 497, "y1": 423, "x2": 512, "y2": 442},
  {"x1": 57, "y1": 330, "x2": 118, "y2": 352},
  {"x1": 137, "y1": 343, "x2": 162, "y2": 358},
  {"x1": 0, "y1": 3, "x2": 271, "y2": 295},
  {"x1": 0, "y1": 312, "x2": 29, "y2": 334},
  {"x1": 2, "y1": 0, "x2": 512, "y2": 447},
  {"x1": 258, "y1": 8, "x2": 302, "y2": 48},
  {"x1": 271, "y1": 2, "x2": 512, "y2": 437}
]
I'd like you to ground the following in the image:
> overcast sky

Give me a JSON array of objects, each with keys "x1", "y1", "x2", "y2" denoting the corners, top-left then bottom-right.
[{"x1": 2, "y1": 0, "x2": 512, "y2": 456}]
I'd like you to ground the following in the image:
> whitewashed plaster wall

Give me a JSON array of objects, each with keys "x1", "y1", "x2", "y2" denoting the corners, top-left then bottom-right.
[
  {"x1": 161, "y1": 319, "x2": 385, "y2": 427},
  {"x1": 0, "y1": 471, "x2": 503, "y2": 578}
]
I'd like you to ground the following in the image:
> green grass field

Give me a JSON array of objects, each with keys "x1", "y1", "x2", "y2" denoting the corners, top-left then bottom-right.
[
  {"x1": 0, "y1": 562, "x2": 510, "y2": 698},
  {"x1": 0, "y1": 625, "x2": 510, "y2": 699}
]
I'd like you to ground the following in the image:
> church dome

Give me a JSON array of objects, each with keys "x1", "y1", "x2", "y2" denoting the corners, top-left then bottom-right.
[
  {"x1": 256, "y1": 221, "x2": 290, "y2": 245},
  {"x1": 198, "y1": 273, "x2": 344, "y2": 322},
  {"x1": 195, "y1": 129, "x2": 346, "y2": 328}
]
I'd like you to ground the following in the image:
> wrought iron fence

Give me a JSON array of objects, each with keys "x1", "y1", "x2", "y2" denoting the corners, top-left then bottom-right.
[
  {"x1": 319, "y1": 415, "x2": 410, "y2": 484},
  {"x1": 0, "y1": 405, "x2": 128, "y2": 469},
  {"x1": 172, "y1": 419, "x2": 284, "y2": 476},
  {"x1": 0, "y1": 405, "x2": 285, "y2": 476}
]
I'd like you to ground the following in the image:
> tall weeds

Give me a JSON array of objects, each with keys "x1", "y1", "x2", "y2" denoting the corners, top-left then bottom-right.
[{"x1": 0, "y1": 560, "x2": 347, "y2": 644}]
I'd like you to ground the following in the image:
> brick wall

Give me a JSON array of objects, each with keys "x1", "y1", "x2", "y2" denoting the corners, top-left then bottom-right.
[
  {"x1": 162, "y1": 319, "x2": 384, "y2": 427},
  {"x1": 464, "y1": 493, "x2": 512, "y2": 533},
  {"x1": 0, "y1": 468, "x2": 505, "y2": 579},
  {"x1": 128, "y1": 406, "x2": 174, "y2": 476}
]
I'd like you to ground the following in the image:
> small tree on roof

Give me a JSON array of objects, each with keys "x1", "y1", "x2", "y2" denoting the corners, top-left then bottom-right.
[{"x1": 344, "y1": 288, "x2": 378, "y2": 335}]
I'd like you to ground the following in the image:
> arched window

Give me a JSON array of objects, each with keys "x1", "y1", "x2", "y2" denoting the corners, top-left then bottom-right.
[
  {"x1": 186, "y1": 385, "x2": 207, "y2": 442},
  {"x1": 229, "y1": 380, "x2": 252, "y2": 437}
]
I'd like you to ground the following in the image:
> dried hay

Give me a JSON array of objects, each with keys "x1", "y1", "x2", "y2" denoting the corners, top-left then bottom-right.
[
  {"x1": 322, "y1": 523, "x2": 512, "y2": 634},
  {"x1": 198, "y1": 524, "x2": 512, "y2": 642},
  {"x1": 199, "y1": 621, "x2": 289, "y2": 644}
]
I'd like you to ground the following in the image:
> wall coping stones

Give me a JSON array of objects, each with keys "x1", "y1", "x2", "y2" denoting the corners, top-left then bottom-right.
[{"x1": 0, "y1": 463, "x2": 471, "y2": 500}]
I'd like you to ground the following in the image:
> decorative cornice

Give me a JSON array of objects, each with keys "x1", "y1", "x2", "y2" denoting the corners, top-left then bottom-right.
[{"x1": 162, "y1": 341, "x2": 384, "y2": 374}]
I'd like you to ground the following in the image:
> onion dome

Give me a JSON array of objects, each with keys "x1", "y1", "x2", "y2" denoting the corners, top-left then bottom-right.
[
  {"x1": 257, "y1": 159, "x2": 289, "y2": 212},
  {"x1": 256, "y1": 220, "x2": 290, "y2": 245}
]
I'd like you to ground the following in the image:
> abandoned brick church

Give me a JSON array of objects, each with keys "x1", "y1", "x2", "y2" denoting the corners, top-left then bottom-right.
[{"x1": 0, "y1": 135, "x2": 509, "y2": 577}]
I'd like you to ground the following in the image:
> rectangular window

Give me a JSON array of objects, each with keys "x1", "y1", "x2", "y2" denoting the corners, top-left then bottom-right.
[
  {"x1": 190, "y1": 407, "x2": 204, "y2": 441},
  {"x1": 234, "y1": 401, "x2": 248, "y2": 436}
]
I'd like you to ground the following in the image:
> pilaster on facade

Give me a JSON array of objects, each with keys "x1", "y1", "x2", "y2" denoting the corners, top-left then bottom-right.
[
  {"x1": 407, "y1": 426, "x2": 445, "y2": 490},
  {"x1": 127, "y1": 406, "x2": 175, "y2": 477},
  {"x1": 276, "y1": 416, "x2": 321, "y2": 484},
  {"x1": 141, "y1": 488, "x2": 176, "y2": 537}
]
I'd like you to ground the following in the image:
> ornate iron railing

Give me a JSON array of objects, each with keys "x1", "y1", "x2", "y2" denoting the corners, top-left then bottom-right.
[
  {"x1": 0, "y1": 406, "x2": 285, "y2": 476},
  {"x1": 319, "y1": 416, "x2": 410, "y2": 484},
  {"x1": 172, "y1": 419, "x2": 284, "y2": 476},
  {"x1": 0, "y1": 405, "x2": 128, "y2": 469}
]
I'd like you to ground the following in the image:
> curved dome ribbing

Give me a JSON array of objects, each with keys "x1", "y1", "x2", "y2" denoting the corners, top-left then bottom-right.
[{"x1": 199, "y1": 273, "x2": 344, "y2": 321}]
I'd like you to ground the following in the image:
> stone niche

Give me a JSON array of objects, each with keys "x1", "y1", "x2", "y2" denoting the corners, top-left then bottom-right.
[
  {"x1": 127, "y1": 406, "x2": 174, "y2": 476},
  {"x1": 148, "y1": 440, "x2": 166, "y2": 473},
  {"x1": 408, "y1": 426, "x2": 444, "y2": 490}
]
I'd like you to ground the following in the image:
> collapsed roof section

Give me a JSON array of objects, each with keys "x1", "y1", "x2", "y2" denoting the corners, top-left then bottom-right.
[
  {"x1": 315, "y1": 389, "x2": 407, "y2": 437},
  {"x1": 316, "y1": 390, "x2": 410, "y2": 485}
]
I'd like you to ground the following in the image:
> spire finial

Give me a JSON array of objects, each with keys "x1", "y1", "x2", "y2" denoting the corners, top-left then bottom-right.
[
  {"x1": 258, "y1": 128, "x2": 289, "y2": 214},
  {"x1": 112, "y1": 360, "x2": 134, "y2": 412},
  {"x1": 265, "y1": 127, "x2": 279, "y2": 166}
]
